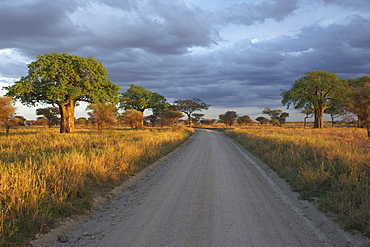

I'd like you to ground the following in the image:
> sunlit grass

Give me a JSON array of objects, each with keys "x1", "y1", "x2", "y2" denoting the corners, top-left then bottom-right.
[
  {"x1": 0, "y1": 127, "x2": 193, "y2": 245},
  {"x1": 226, "y1": 127, "x2": 369, "y2": 237}
]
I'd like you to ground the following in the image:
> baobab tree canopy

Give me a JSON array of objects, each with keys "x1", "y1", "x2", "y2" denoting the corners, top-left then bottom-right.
[
  {"x1": 281, "y1": 70, "x2": 347, "y2": 128},
  {"x1": 4, "y1": 52, "x2": 121, "y2": 133}
]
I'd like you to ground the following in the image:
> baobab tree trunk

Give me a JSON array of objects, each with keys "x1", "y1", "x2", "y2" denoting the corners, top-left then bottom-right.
[
  {"x1": 59, "y1": 101, "x2": 76, "y2": 133},
  {"x1": 314, "y1": 108, "x2": 325, "y2": 129}
]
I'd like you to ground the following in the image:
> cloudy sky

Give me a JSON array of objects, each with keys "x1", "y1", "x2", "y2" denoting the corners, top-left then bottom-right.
[{"x1": 1, "y1": 0, "x2": 369, "y2": 121}]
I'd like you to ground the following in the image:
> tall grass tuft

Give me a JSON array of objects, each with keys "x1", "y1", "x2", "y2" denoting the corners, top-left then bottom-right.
[
  {"x1": 0, "y1": 127, "x2": 193, "y2": 246},
  {"x1": 226, "y1": 127, "x2": 370, "y2": 237}
]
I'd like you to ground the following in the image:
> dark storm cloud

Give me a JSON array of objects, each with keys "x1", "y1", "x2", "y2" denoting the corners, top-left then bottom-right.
[
  {"x1": 86, "y1": 4, "x2": 216, "y2": 55},
  {"x1": 0, "y1": 0, "x2": 81, "y2": 56},
  {"x1": 1, "y1": 0, "x2": 369, "y2": 119},
  {"x1": 212, "y1": 0, "x2": 298, "y2": 25}
]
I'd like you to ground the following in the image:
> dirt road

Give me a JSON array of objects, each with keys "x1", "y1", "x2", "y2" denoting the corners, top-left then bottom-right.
[{"x1": 40, "y1": 129, "x2": 367, "y2": 246}]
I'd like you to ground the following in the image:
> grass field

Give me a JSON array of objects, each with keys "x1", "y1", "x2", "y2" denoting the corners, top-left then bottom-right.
[
  {"x1": 0, "y1": 127, "x2": 193, "y2": 246},
  {"x1": 225, "y1": 126, "x2": 370, "y2": 237}
]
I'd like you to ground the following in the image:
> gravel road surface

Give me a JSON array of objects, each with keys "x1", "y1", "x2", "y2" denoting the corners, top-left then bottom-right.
[{"x1": 34, "y1": 129, "x2": 368, "y2": 247}]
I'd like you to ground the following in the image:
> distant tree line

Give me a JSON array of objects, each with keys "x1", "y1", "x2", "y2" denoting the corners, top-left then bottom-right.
[
  {"x1": 1, "y1": 53, "x2": 369, "y2": 136},
  {"x1": 0, "y1": 82, "x2": 210, "y2": 134},
  {"x1": 216, "y1": 108, "x2": 289, "y2": 127},
  {"x1": 2, "y1": 53, "x2": 209, "y2": 134}
]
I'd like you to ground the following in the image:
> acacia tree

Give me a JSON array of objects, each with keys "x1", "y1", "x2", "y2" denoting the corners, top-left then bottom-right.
[
  {"x1": 161, "y1": 110, "x2": 184, "y2": 127},
  {"x1": 281, "y1": 71, "x2": 348, "y2": 128},
  {"x1": 237, "y1": 115, "x2": 254, "y2": 126},
  {"x1": 301, "y1": 107, "x2": 314, "y2": 128},
  {"x1": 36, "y1": 107, "x2": 60, "y2": 128},
  {"x1": 87, "y1": 102, "x2": 118, "y2": 133},
  {"x1": 4, "y1": 53, "x2": 121, "y2": 133},
  {"x1": 192, "y1": 113, "x2": 204, "y2": 126},
  {"x1": 262, "y1": 108, "x2": 289, "y2": 124},
  {"x1": 119, "y1": 84, "x2": 168, "y2": 114},
  {"x1": 173, "y1": 98, "x2": 209, "y2": 127},
  {"x1": 219, "y1": 111, "x2": 237, "y2": 127},
  {"x1": 256, "y1": 116, "x2": 269, "y2": 125},
  {"x1": 262, "y1": 108, "x2": 282, "y2": 120},
  {"x1": 0, "y1": 96, "x2": 17, "y2": 135},
  {"x1": 118, "y1": 109, "x2": 144, "y2": 130}
]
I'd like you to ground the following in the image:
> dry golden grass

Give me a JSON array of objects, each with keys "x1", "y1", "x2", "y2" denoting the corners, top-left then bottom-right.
[
  {"x1": 0, "y1": 127, "x2": 193, "y2": 245},
  {"x1": 226, "y1": 127, "x2": 370, "y2": 237}
]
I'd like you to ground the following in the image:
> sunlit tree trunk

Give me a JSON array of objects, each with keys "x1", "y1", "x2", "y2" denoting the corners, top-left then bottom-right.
[
  {"x1": 314, "y1": 108, "x2": 324, "y2": 129},
  {"x1": 59, "y1": 101, "x2": 75, "y2": 133}
]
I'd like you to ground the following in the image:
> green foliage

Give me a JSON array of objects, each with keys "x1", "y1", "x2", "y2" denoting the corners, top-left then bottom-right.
[
  {"x1": 281, "y1": 71, "x2": 348, "y2": 128},
  {"x1": 262, "y1": 108, "x2": 282, "y2": 119},
  {"x1": 262, "y1": 108, "x2": 289, "y2": 124},
  {"x1": 36, "y1": 107, "x2": 60, "y2": 127},
  {"x1": 4, "y1": 53, "x2": 121, "y2": 133},
  {"x1": 219, "y1": 111, "x2": 237, "y2": 127},
  {"x1": 345, "y1": 76, "x2": 370, "y2": 137},
  {"x1": 237, "y1": 115, "x2": 253, "y2": 126},
  {"x1": 5, "y1": 53, "x2": 120, "y2": 106},
  {"x1": 255, "y1": 116, "x2": 269, "y2": 125},
  {"x1": 119, "y1": 84, "x2": 169, "y2": 115}
]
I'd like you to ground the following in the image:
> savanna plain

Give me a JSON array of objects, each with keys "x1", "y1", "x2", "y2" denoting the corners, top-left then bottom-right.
[
  {"x1": 226, "y1": 125, "x2": 370, "y2": 238},
  {"x1": 0, "y1": 127, "x2": 193, "y2": 246},
  {"x1": 0, "y1": 124, "x2": 369, "y2": 246}
]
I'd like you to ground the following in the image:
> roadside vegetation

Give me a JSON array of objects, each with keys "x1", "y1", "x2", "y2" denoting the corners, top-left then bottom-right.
[
  {"x1": 225, "y1": 127, "x2": 370, "y2": 237},
  {"x1": 0, "y1": 127, "x2": 193, "y2": 246}
]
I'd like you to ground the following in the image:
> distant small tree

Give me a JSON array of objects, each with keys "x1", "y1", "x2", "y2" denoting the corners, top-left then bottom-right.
[
  {"x1": 256, "y1": 116, "x2": 269, "y2": 125},
  {"x1": 36, "y1": 107, "x2": 60, "y2": 128},
  {"x1": 173, "y1": 98, "x2": 210, "y2": 127},
  {"x1": 14, "y1": 116, "x2": 26, "y2": 126},
  {"x1": 0, "y1": 96, "x2": 17, "y2": 135},
  {"x1": 200, "y1": 119, "x2": 215, "y2": 125},
  {"x1": 270, "y1": 118, "x2": 281, "y2": 126},
  {"x1": 36, "y1": 117, "x2": 48, "y2": 126},
  {"x1": 301, "y1": 107, "x2": 314, "y2": 128},
  {"x1": 262, "y1": 108, "x2": 282, "y2": 120},
  {"x1": 76, "y1": 117, "x2": 88, "y2": 126},
  {"x1": 237, "y1": 115, "x2": 254, "y2": 126},
  {"x1": 219, "y1": 111, "x2": 237, "y2": 127},
  {"x1": 119, "y1": 109, "x2": 144, "y2": 130},
  {"x1": 262, "y1": 108, "x2": 289, "y2": 124},
  {"x1": 164, "y1": 110, "x2": 184, "y2": 127},
  {"x1": 145, "y1": 115, "x2": 158, "y2": 127},
  {"x1": 279, "y1": 112, "x2": 289, "y2": 124},
  {"x1": 192, "y1": 113, "x2": 204, "y2": 126},
  {"x1": 325, "y1": 105, "x2": 344, "y2": 126},
  {"x1": 87, "y1": 103, "x2": 118, "y2": 133}
]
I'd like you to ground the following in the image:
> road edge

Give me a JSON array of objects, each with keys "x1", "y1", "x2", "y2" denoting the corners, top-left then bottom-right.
[
  {"x1": 225, "y1": 132, "x2": 370, "y2": 247},
  {"x1": 29, "y1": 130, "x2": 196, "y2": 247}
]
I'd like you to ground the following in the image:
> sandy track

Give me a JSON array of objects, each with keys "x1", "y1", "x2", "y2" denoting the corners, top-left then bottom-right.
[{"x1": 34, "y1": 129, "x2": 368, "y2": 246}]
